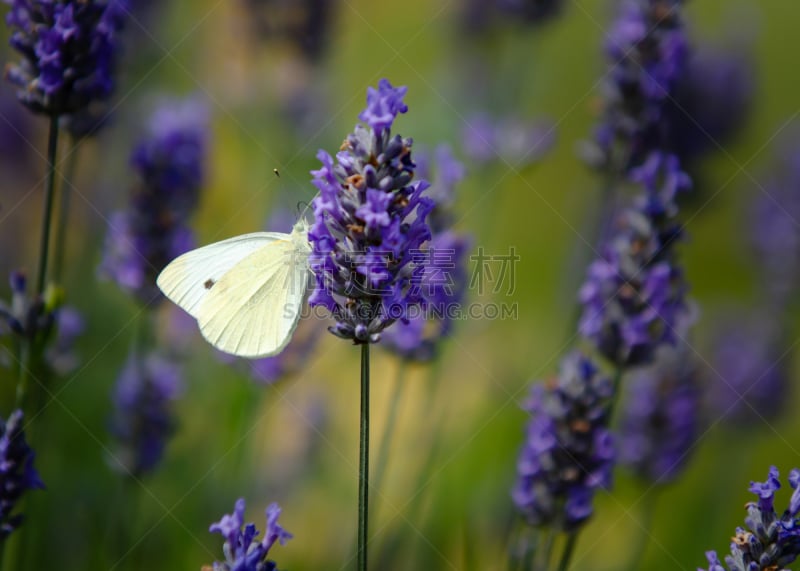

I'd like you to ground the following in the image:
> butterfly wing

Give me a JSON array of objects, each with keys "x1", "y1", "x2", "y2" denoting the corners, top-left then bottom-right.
[
  {"x1": 156, "y1": 232, "x2": 286, "y2": 318},
  {"x1": 195, "y1": 239, "x2": 310, "y2": 358}
]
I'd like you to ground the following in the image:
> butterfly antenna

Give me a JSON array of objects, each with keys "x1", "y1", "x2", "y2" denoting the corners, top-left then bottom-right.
[{"x1": 297, "y1": 200, "x2": 314, "y2": 221}]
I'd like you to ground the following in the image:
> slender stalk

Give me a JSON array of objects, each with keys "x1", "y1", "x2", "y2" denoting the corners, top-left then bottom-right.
[
  {"x1": 17, "y1": 116, "x2": 60, "y2": 409},
  {"x1": 605, "y1": 367, "x2": 625, "y2": 424},
  {"x1": 357, "y1": 343, "x2": 370, "y2": 571},
  {"x1": 36, "y1": 115, "x2": 60, "y2": 296},
  {"x1": 369, "y1": 360, "x2": 407, "y2": 515},
  {"x1": 53, "y1": 137, "x2": 81, "y2": 284},
  {"x1": 626, "y1": 492, "x2": 658, "y2": 570},
  {"x1": 506, "y1": 522, "x2": 540, "y2": 571},
  {"x1": 14, "y1": 341, "x2": 30, "y2": 410},
  {"x1": 556, "y1": 531, "x2": 579, "y2": 571},
  {"x1": 533, "y1": 528, "x2": 555, "y2": 571}
]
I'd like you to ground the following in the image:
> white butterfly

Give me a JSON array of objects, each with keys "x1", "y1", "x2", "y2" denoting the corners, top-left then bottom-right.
[{"x1": 156, "y1": 219, "x2": 311, "y2": 358}]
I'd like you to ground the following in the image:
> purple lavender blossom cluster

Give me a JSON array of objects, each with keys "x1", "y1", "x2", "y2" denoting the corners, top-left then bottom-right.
[
  {"x1": 308, "y1": 79, "x2": 435, "y2": 344},
  {"x1": 700, "y1": 467, "x2": 800, "y2": 571},
  {"x1": 99, "y1": 98, "x2": 209, "y2": 304},
  {"x1": 593, "y1": 0, "x2": 689, "y2": 172},
  {"x1": 512, "y1": 351, "x2": 615, "y2": 530},
  {"x1": 4, "y1": 0, "x2": 126, "y2": 116},
  {"x1": 207, "y1": 498, "x2": 292, "y2": 571},
  {"x1": 0, "y1": 410, "x2": 44, "y2": 538},
  {"x1": 578, "y1": 156, "x2": 690, "y2": 368}
]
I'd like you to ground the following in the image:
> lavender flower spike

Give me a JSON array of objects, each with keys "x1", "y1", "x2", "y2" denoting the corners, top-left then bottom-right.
[
  {"x1": 308, "y1": 79, "x2": 435, "y2": 343},
  {"x1": 110, "y1": 352, "x2": 183, "y2": 476},
  {"x1": 618, "y1": 343, "x2": 700, "y2": 484},
  {"x1": 578, "y1": 205, "x2": 688, "y2": 367},
  {"x1": 207, "y1": 498, "x2": 292, "y2": 571},
  {"x1": 4, "y1": 0, "x2": 127, "y2": 116},
  {"x1": 0, "y1": 409, "x2": 45, "y2": 539},
  {"x1": 590, "y1": 0, "x2": 689, "y2": 172},
  {"x1": 699, "y1": 466, "x2": 800, "y2": 571},
  {"x1": 512, "y1": 351, "x2": 615, "y2": 531},
  {"x1": 99, "y1": 97, "x2": 209, "y2": 303},
  {"x1": 709, "y1": 317, "x2": 788, "y2": 425}
]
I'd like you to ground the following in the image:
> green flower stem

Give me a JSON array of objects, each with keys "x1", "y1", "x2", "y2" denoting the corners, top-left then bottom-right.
[
  {"x1": 626, "y1": 492, "x2": 658, "y2": 570},
  {"x1": 358, "y1": 343, "x2": 371, "y2": 571},
  {"x1": 506, "y1": 522, "x2": 537, "y2": 571},
  {"x1": 606, "y1": 367, "x2": 625, "y2": 424},
  {"x1": 534, "y1": 528, "x2": 554, "y2": 571},
  {"x1": 36, "y1": 115, "x2": 60, "y2": 296},
  {"x1": 556, "y1": 531, "x2": 579, "y2": 571},
  {"x1": 369, "y1": 360, "x2": 407, "y2": 515},
  {"x1": 53, "y1": 136, "x2": 81, "y2": 284},
  {"x1": 17, "y1": 115, "x2": 60, "y2": 410}
]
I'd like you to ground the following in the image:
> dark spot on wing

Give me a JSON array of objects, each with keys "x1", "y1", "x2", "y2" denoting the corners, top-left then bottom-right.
[{"x1": 204, "y1": 279, "x2": 215, "y2": 290}]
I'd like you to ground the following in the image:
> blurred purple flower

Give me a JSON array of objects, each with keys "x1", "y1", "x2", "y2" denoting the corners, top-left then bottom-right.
[
  {"x1": 578, "y1": 205, "x2": 689, "y2": 368},
  {"x1": 0, "y1": 90, "x2": 35, "y2": 164},
  {"x1": 629, "y1": 151, "x2": 692, "y2": 218},
  {"x1": 462, "y1": 113, "x2": 555, "y2": 167},
  {"x1": 496, "y1": 0, "x2": 561, "y2": 23},
  {"x1": 460, "y1": 0, "x2": 562, "y2": 34},
  {"x1": 99, "y1": 97, "x2": 209, "y2": 303},
  {"x1": 416, "y1": 145, "x2": 466, "y2": 232},
  {"x1": 0, "y1": 409, "x2": 44, "y2": 539},
  {"x1": 709, "y1": 317, "x2": 788, "y2": 425},
  {"x1": 4, "y1": 0, "x2": 127, "y2": 116},
  {"x1": 512, "y1": 351, "x2": 615, "y2": 531},
  {"x1": 242, "y1": 0, "x2": 335, "y2": 62},
  {"x1": 110, "y1": 351, "x2": 183, "y2": 476},
  {"x1": 308, "y1": 79, "x2": 435, "y2": 344},
  {"x1": 590, "y1": 0, "x2": 689, "y2": 172},
  {"x1": 665, "y1": 44, "x2": 753, "y2": 164},
  {"x1": 700, "y1": 466, "x2": 800, "y2": 570},
  {"x1": 44, "y1": 305, "x2": 84, "y2": 375},
  {"x1": 751, "y1": 147, "x2": 800, "y2": 304},
  {"x1": 0, "y1": 270, "x2": 54, "y2": 348},
  {"x1": 618, "y1": 343, "x2": 700, "y2": 484},
  {"x1": 247, "y1": 317, "x2": 322, "y2": 384},
  {"x1": 208, "y1": 498, "x2": 292, "y2": 571}
]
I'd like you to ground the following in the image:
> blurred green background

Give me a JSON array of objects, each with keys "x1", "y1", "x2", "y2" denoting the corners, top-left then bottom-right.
[{"x1": 1, "y1": 0, "x2": 800, "y2": 569}]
